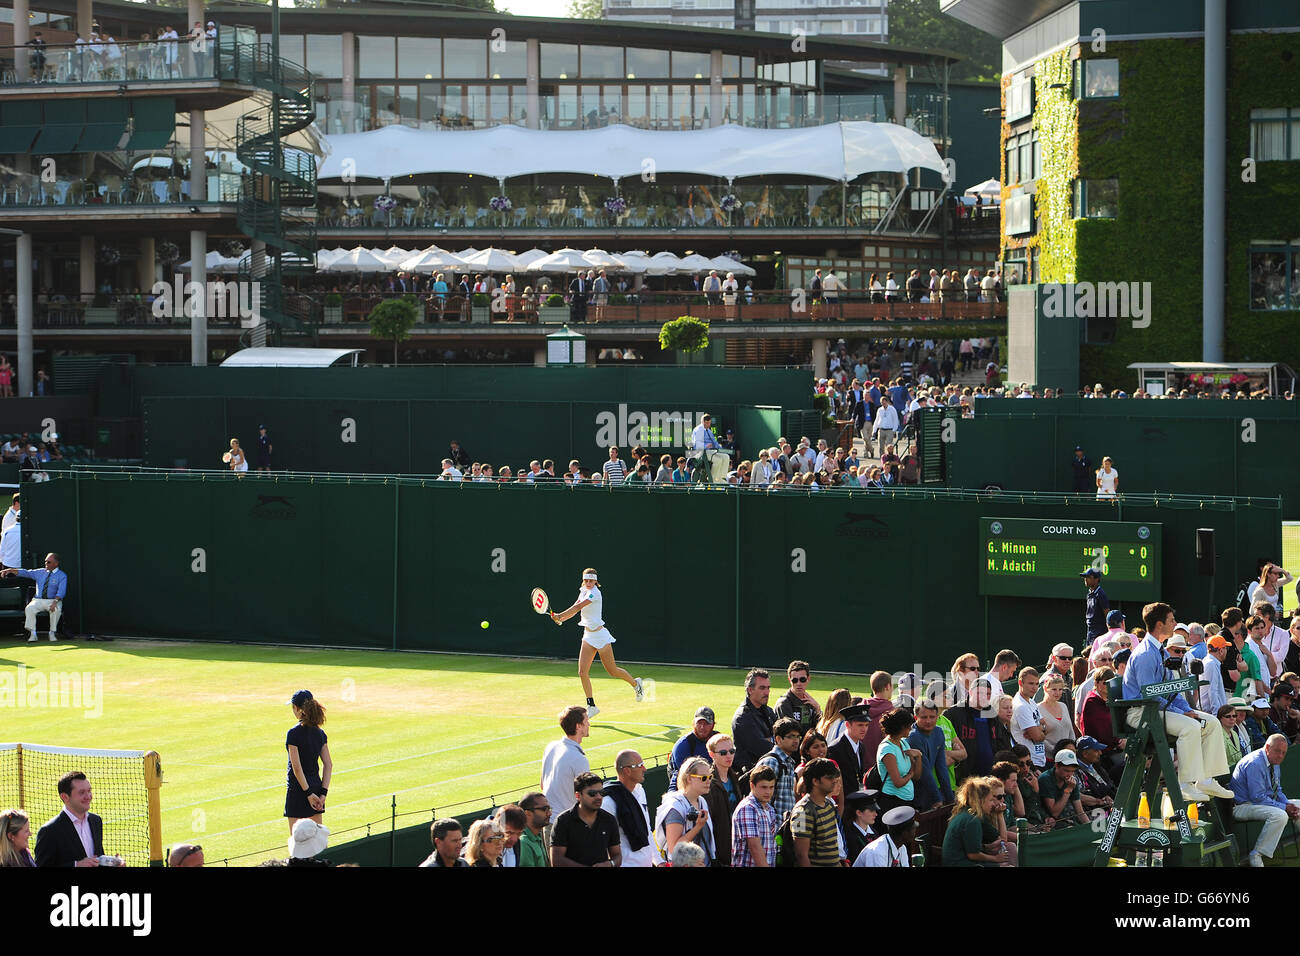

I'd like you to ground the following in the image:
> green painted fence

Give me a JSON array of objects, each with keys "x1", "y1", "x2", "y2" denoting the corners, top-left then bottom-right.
[{"x1": 24, "y1": 471, "x2": 1280, "y2": 676}]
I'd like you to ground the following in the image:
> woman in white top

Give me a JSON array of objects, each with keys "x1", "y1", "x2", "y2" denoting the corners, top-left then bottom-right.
[
  {"x1": 1246, "y1": 563, "x2": 1292, "y2": 616},
  {"x1": 549, "y1": 567, "x2": 643, "y2": 717},
  {"x1": 1039, "y1": 674, "x2": 1076, "y2": 752},
  {"x1": 1095, "y1": 456, "x2": 1119, "y2": 500},
  {"x1": 224, "y1": 438, "x2": 248, "y2": 473}
]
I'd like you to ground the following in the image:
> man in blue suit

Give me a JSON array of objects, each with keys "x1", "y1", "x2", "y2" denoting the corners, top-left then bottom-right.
[{"x1": 3, "y1": 551, "x2": 67, "y2": 642}]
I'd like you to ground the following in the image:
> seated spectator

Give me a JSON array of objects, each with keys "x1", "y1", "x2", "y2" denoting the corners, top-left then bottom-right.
[
  {"x1": 1219, "y1": 704, "x2": 1247, "y2": 769},
  {"x1": 1078, "y1": 665, "x2": 1124, "y2": 778},
  {"x1": 491, "y1": 805, "x2": 525, "y2": 867},
  {"x1": 1037, "y1": 750, "x2": 1089, "y2": 827},
  {"x1": 419, "y1": 819, "x2": 467, "y2": 867},
  {"x1": 1230, "y1": 733, "x2": 1300, "y2": 867},
  {"x1": 989, "y1": 761, "x2": 1024, "y2": 849},
  {"x1": 516, "y1": 793, "x2": 551, "y2": 867},
  {"x1": 0, "y1": 809, "x2": 34, "y2": 867},
  {"x1": 1074, "y1": 736, "x2": 1116, "y2": 820},
  {"x1": 654, "y1": 757, "x2": 715, "y2": 866},
  {"x1": 992, "y1": 694, "x2": 1016, "y2": 754},
  {"x1": 285, "y1": 819, "x2": 332, "y2": 867},
  {"x1": 854, "y1": 805, "x2": 917, "y2": 867},
  {"x1": 464, "y1": 818, "x2": 505, "y2": 867},
  {"x1": 1247, "y1": 699, "x2": 1282, "y2": 750},
  {"x1": 670, "y1": 841, "x2": 707, "y2": 867},
  {"x1": 1011, "y1": 668, "x2": 1048, "y2": 769},
  {"x1": 1269, "y1": 683, "x2": 1300, "y2": 742},
  {"x1": 668, "y1": 707, "x2": 715, "y2": 791},
  {"x1": 552, "y1": 771, "x2": 620, "y2": 867},
  {"x1": 941, "y1": 776, "x2": 1011, "y2": 867},
  {"x1": 168, "y1": 843, "x2": 204, "y2": 868},
  {"x1": 731, "y1": 765, "x2": 779, "y2": 867}
]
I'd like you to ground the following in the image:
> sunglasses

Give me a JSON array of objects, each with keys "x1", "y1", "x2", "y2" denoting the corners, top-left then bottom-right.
[
  {"x1": 688, "y1": 773, "x2": 714, "y2": 782},
  {"x1": 582, "y1": 789, "x2": 602, "y2": 797},
  {"x1": 712, "y1": 748, "x2": 736, "y2": 756},
  {"x1": 1096, "y1": 657, "x2": 1113, "y2": 663},
  {"x1": 962, "y1": 666, "x2": 980, "y2": 672},
  {"x1": 175, "y1": 845, "x2": 202, "y2": 864},
  {"x1": 620, "y1": 762, "x2": 646, "y2": 770},
  {"x1": 791, "y1": 676, "x2": 809, "y2": 683}
]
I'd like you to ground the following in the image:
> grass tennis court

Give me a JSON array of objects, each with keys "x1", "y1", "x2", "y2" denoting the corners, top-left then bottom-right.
[{"x1": 0, "y1": 640, "x2": 853, "y2": 865}]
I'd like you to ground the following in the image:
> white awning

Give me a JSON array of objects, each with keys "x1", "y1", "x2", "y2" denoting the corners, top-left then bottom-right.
[
  {"x1": 318, "y1": 121, "x2": 945, "y2": 183},
  {"x1": 221, "y1": 348, "x2": 363, "y2": 368}
]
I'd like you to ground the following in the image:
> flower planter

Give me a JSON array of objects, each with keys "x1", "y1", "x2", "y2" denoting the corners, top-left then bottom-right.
[
  {"x1": 538, "y1": 306, "x2": 570, "y2": 324},
  {"x1": 323, "y1": 305, "x2": 343, "y2": 325}
]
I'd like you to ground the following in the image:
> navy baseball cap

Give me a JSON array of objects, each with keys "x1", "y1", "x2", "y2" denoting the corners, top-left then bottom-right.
[
  {"x1": 288, "y1": 689, "x2": 314, "y2": 706},
  {"x1": 258, "y1": 424, "x2": 267, "y2": 430},
  {"x1": 1107, "y1": 610, "x2": 1126, "y2": 626},
  {"x1": 1077, "y1": 735, "x2": 1104, "y2": 752},
  {"x1": 1080, "y1": 567, "x2": 1102, "y2": 578},
  {"x1": 1113, "y1": 648, "x2": 1132, "y2": 666}
]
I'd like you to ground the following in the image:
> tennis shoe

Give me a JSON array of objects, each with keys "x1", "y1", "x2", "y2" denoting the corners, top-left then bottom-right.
[{"x1": 634, "y1": 678, "x2": 644, "y2": 703}]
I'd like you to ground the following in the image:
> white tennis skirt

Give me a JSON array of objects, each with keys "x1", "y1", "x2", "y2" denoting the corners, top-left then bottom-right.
[{"x1": 581, "y1": 627, "x2": 616, "y2": 650}]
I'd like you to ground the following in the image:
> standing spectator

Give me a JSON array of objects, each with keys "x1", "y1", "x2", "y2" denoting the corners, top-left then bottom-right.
[
  {"x1": 704, "y1": 734, "x2": 738, "y2": 865},
  {"x1": 3, "y1": 553, "x2": 67, "y2": 643},
  {"x1": 983, "y1": 649, "x2": 1021, "y2": 695},
  {"x1": 0, "y1": 809, "x2": 34, "y2": 867},
  {"x1": 877, "y1": 708, "x2": 923, "y2": 814},
  {"x1": 732, "y1": 667, "x2": 776, "y2": 773},
  {"x1": 419, "y1": 819, "x2": 467, "y2": 867},
  {"x1": 0, "y1": 516, "x2": 20, "y2": 573},
  {"x1": 859, "y1": 671, "x2": 897, "y2": 774},
  {"x1": 492, "y1": 804, "x2": 525, "y2": 867},
  {"x1": 602, "y1": 446, "x2": 627, "y2": 484},
  {"x1": 516, "y1": 793, "x2": 551, "y2": 867},
  {"x1": 854, "y1": 806, "x2": 917, "y2": 867},
  {"x1": 754, "y1": 717, "x2": 802, "y2": 824},
  {"x1": 256, "y1": 424, "x2": 273, "y2": 472},
  {"x1": 908, "y1": 700, "x2": 954, "y2": 809},
  {"x1": 447, "y1": 440, "x2": 471, "y2": 471},
  {"x1": 1247, "y1": 563, "x2": 1293, "y2": 618},
  {"x1": 1039, "y1": 642, "x2": 1077, "y2": 713},
  {"x1": 224, "y1": 438, "x2": 248, "y2": 474},
  {"x1": 730, "y1": 765, "x2": 778, "y2": 867},
  {"x1": 821, "y1": 269, "x2": 841, "y2": 316},
  {"x1": 654, "y1": 454, "x2": 673, "y2": 484},
  {"x1": 791, "y1": 758, "x2": 841, "y2": 867},
  {"x1": 828, "y1": 702, "x2": 871, "y2": 794},
  {"x1": 1083, "y1": 568, "x2": 1109, "y2": 644},
  {"x1": 1, "y1": 493, "x2": 18, "y2": 534},
  {"x1": 551, "y1": 771, "x2": 620, "y2": 867},
  {"x1": 818, "y1": 687, "x2": 855, "y2": 747},
  {"x1": 168, "y1": 843, "x2": 203, "y2": 867},
  {"x1": 1254, "y1": 603, "x2": 1289, "y2": 685},
  {"x1": 842, "y1": 790, "x2": 879, "y2": 863},
  {"x1": 1011, "y1": 668, "x2": 1048, "y2": 769},
  {"x1": 654, "y1": 757, "x2": 715, "y2": 865},
  {"x1": 1095, "y1": 456, "x2": 1119, "y2": 499},
  {"x1": 871, "y1": 396, "x2": 900, "y2": 456},
  {"x1": 600, "y1": 750, "x2": 654, "y2": 868},
  {"x1": 1037, "y1": 673, "x2": 1077, "y2": 753},
  {"x1": 284, "y1": 689, "x2": 332, "y2": 832},
  {"x1": 465, "y1": 819, "x2": 505, "y2": 867},
  {"x1": 540, "y1": 705, "x2": 590, "y2": 817},
  {"x1": 773, "y1": 659, "x2": 823, "y2": 735},
  {"x1": 1071, "y1": 446, "x2": 1093, "y2": 493},
  {"x1": 1230, "y1": 734, "x2": 1300, "y2": 867},
  {"x1": 35, "y1": 772, "x2": 104, "y2": 867},
  {"x1": 668, "y1": 707, "x2": 715, "y2": 791}
]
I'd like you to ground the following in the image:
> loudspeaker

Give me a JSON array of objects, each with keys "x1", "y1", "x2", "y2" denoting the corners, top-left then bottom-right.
[{"x1": 1196, "y1": 528, "x2": 1215, "y2": 576}]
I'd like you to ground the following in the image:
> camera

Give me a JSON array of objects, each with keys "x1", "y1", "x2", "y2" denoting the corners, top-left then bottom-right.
[
  {"x1": 1189, "y1": 658, "x2": 1204, "y2": 676},
  {"x1": 97, "y1": 855, "x2": 124, "y2": 867},
  {"x1": 685, "y1": 809, "x2": 699, "y2": 825},
  {"x1": 1165, "y1": 656, "x2": 1182, "y2": 670}
]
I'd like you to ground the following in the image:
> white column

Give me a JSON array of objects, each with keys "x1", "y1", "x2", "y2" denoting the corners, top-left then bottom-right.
[
  {"x1": 190, "y1": 109, "x2": 206, "y2": 201},
  {"x1": 79, "y1": 234, "x2": 96, "y2": 302},
  {"x1": 341, "y1": 32, "x2": 355, "y2": 132},
  {"x1": 709, "y1": 49, "x2": 723, "y2": 128},
  {"x1": 16, "y1": 234, "x2": 33, "y2": 398},
  {"x1": 893, "y1": 66, "x2": 907, "y2": 126},
  {"x1": 190, "y1": 229, "x2": 207, "y2": 364},
  {"x1": 526, "y1": 38, "x2": 540, "y2": 130},
  {"x1": 14, "y1": 0, "x2": 30, "y2": 82},
  {"x1": 40, "y1": 245, "x2": 54, "y2": 290},
  {"x1": 138, "y1": 237, "x2": 156, "y2": 292},
  {"x1": 812, "y1": 338, "x2": 828, "y2": 380},
  {"x1": 187, "y1": 0, "x2": 203, "y2": 75},
  {"x1": 1202, "y1": 0, "x2": 1226, "y2": 361}
]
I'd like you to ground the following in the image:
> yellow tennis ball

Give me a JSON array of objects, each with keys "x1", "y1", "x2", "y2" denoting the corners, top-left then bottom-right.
[{"x1": 480, "y1": 620, "x2": 489, "y2": 629}]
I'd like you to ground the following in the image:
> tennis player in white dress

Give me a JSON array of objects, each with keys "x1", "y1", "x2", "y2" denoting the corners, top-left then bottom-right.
[{"x1": 550, "y1": 567, "x2": 643, "y2": 717}]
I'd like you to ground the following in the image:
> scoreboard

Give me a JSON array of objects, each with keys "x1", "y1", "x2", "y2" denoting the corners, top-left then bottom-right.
[{"x1": 978, "y1": 517, "x2": 1162, "y2": 601}]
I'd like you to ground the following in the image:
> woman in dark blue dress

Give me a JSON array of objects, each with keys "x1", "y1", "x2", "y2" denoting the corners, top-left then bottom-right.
[{"x1": 285, "y1": 689, "x2": 333, "y2": 831}]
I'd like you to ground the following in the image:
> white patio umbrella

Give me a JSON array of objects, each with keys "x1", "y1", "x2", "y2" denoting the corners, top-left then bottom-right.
[
  {"x1": 323, "y1": 247, "x2": 396, "y2": 273},
  {"x1": 610, "y1": 252, "x2": 651, "y2": 275},
  {"x1": 964, "y1": 178, "x2": 1001, "y2": 200},
  {"x1": 366, "y1": 247, "x2": 406, "y2": 267},
  {"x1": 459, "y1": 247, "x2": 522, "y2": 273},
  {"x1": 709, "y1": 255, "x2": 756, "y2": 277},
  {"x1": 316, "y1": 247, "x2": 350, "y2": 268},
  {"x1": 649, "y1": 251, "x2": 685, "y2": 274},
  {"x1": 398, "y1": 246, "x2": 466, "y2": 273},
  {"x1": 178, "y1": 250, "x2": 234, "y2": 273},
  {"x1": 513, "y1": 248, "x2": 551, "y2": 268},
  {"x1": 529, "y1": 248, "x2": 593, "y2": 274},
  {"x1": 582, "y1": 248, "x2": 623, "y2": 270},
  {"x1": 677, "y1": 253, "x2": 717, "y2": 274},
  {"x1": 383, "y1": 245, "x2": 416, "y2": 264},
  {"x1": 457, "y1": 247, "x2": 481, "y2": 258}
]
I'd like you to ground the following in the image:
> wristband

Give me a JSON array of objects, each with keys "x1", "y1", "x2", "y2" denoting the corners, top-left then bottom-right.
[{"x1": 318, "y1": 787, "x2": 328, "y2": 796}]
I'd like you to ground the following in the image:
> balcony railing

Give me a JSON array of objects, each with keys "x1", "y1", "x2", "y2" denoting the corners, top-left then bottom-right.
[
  {"x1": 0, "y1": 38, "x2": 219, "y2": 87},
  {"x1": 0, "y1": 290, "x2": 1008, "y2": 330},
  {"x1": 0, "y1": 170, "x2": 242, "y2": 207}
]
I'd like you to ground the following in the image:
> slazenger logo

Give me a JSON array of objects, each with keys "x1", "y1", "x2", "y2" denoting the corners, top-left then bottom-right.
[
  {"x1": 250, "y1": 495, "x2": 296, "y2": 520},
  {"x1": 50, "y1": 887, "x2": 151, "y2": 936},
  {"x1": 1136, "y1": 828, "x2": 1170, "y2": 847},
  {"x1": 835, "y1": 513, "x2": 890, "y2": 539}
]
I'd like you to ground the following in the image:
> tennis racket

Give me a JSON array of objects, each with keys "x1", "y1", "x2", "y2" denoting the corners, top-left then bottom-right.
[
  {"x1": 222, "y1": 452, "x2": 232, "y2": 464},
  {"x1": 531, "y1": 588, "x2": 562, "y2": 627}
]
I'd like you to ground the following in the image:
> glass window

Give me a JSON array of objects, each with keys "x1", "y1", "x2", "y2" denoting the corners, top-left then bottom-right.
[
  {"x1": 673, "y1": 51, "x2": 711, "y2": 79},
  {"x1": 358, "y1": 37, "x2": 395, "y2": 77},
  {"x1": 399, "y1": 37, "x2": 440, "y2": 80},
  {"x1": 444, "y1": 38, "x2": 487, "y2": 78},
  {"x1": 1018, "y1": 137, "x2": 1032, "y2": 182},
  {"x1": 374, "y1": 85, "x2": 397, "y2": 125},
  {"x1": 1248, "y1": 244, "x2": 1297, "y2": 311},
  {"x1": 720, "y1": 85, "x2": 738, "y2": 124},
  {"x1": 276, "y1": 35, "x2": 305, "y2": 63},
  {"x1": 649, "y1": 84, "x2": 670, "y2": 127},
  {"x1": 626, "y1": 86, "x2": 648, "y2": 125},
  {"x1": 541, "y1": 43, "x2": 578, "y2": 79},
  {"x1": 626, "y1": 48, "x2": 669, "y2": 78},
  {"x1": 1074, "y1": 178, "x2": 1118, "y2": 218},
  {"x1": 464, "y1": 85, "x2": 487, "y2": 125},
  {"x1": 722, "y1": 55, "x2": 739, "y2": 78},
  {"x1": 489, "y1": 39, "x2": 527, "y2": 78},
  {"x1": 580, "y1": 45, "x2": 623, "y2": 78},
  {"x1": 672, "y1": 85, "x2": 692, "y2": 128},
  {"x1": 772, "y1": 62, "x2": 790, "y2": 84},
  {"x1": 1005, "y1": 141, "x2": 1019, "y2": 184},
  {"x1": 741, "y1": 56, "x2": 755, "y2": 78},
  {"x1": 306, "y1": 35, "x2": 343, "y2": 77},
  {"x1": 1250, "y1": 108, "x2": 1292, "y2": 161},
  {"x1": 419, "y1": 83, "x2": 441, "y2": 123},
  {"x1": 1083, "y1": 59, "x2": 1119, "y2": 98}
]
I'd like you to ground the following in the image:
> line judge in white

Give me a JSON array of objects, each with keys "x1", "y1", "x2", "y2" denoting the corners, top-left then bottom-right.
[{"x1": 549, "y1": 567, "x2": 644, "y2": 718}]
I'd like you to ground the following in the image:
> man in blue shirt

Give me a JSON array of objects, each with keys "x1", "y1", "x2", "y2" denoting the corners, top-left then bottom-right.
[
  {"x1": 2, "y1": 552, "x2": 67, "y2": 642},
  {"x1": 667, "y1": 707, "x2": 715, "y2": 791},
  {"x1": 907, "y1": 700, "x2": 954, "y2": 809},
  {"x1": 1230, "y1": 734, "x2": 1300, "y2": 866},
  {"x1": 690, "y1": 414, "x2": 723, "y2": 482},
  {"x1": 1083, "y1": 568, "x2": 1109, "y2": 642},
  {"x1": 1123, "y1": 601, "x2": 1234, "y2": 802}
]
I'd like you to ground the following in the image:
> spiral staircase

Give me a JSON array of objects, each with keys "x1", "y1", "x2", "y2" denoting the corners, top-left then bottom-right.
[{"x1": 220, "y1": 32, "x2": 319, "y2": 347}]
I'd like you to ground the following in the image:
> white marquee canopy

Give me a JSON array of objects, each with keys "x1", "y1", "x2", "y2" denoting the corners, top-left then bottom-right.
[{"x1": 317, "y1": 121, "x2": 946, "y2": 184}]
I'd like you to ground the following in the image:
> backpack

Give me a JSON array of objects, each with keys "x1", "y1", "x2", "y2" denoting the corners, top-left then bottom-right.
[
  {"x1": 773, "y1": 796, "x2": 809, "y2": 868},
  {"x1": 1235, "y1": 580, "x2": 1256, "y2": 615},
  {"x1": 736, "y1": 752, "x2": 786, "y2": 800}
]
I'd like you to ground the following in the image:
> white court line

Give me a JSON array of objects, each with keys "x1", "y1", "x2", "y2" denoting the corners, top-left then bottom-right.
[{"x1": 194, "y1": 731, "x2": 669, "y2": 841}]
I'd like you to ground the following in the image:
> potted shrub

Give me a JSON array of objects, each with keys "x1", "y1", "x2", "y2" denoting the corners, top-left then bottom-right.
[
  {"x1": 658, "y1": 315, "x2": 710, "y2": 353},
  {"x1": 323, "y1": 292, "x2": 343, "y2": 324},
  {"x1": 539, "y1": 292, "x2": 569, "y2": 324},
  {"x1": 367, "y1": 297, "x2": 418, "y2": 364}
]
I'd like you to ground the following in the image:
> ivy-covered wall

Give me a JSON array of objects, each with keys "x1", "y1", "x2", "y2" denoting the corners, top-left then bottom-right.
[{"x1": 1004, "y1": 34, "x2": 1300, "y2": 390}]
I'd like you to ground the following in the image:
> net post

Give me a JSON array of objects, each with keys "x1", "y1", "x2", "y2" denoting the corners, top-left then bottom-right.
[
  {"x1": 143, "y1": 751, "x2": 164, "y2": 866},
  {"x1": 16, "y1": 743, "x2": 23, "y2": 811}
]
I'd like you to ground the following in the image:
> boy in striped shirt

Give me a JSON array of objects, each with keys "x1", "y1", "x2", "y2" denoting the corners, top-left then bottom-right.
[{"x1": 602, "y1": 446, "x2": 626, "y2": 483}]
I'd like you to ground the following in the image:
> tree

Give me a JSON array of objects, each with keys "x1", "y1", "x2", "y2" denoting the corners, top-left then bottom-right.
[
  {"x1": 568, "y1": 0, "x2": 603, "y2": 19},
  {"x1": 368, "y1": 297, "x2": 419, "y2": 365},
  {"x1": 887, "y1": 0, "x2": 1000, "y2": 82},
  {"x1": 658, "y1": 315, "x2": 710, "y2": 353}
]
